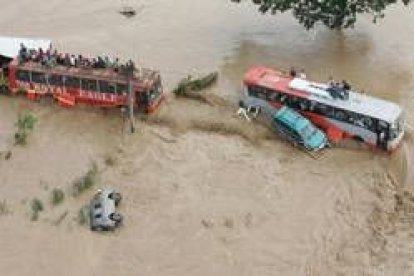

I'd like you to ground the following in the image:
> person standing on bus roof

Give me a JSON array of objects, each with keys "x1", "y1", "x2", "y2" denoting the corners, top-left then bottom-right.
[
  {"x1": 327, "y1": 76, "x2": 335, "y2": 87},
  {"x1": 342, "y1": 80, "x2": 351, "y2": 90},
  {"x1": 299, "y1": 69, "x2": 307, "y2": 79},
  {"x1": 289, "y1": 67, "x2": 297, "y2": 78},
  {"x1": 19, "y1": 43, "x2": 28, "y2": 62},
  {"x1": 70, "y1": 55, "x2": 76, "y2": 67}
]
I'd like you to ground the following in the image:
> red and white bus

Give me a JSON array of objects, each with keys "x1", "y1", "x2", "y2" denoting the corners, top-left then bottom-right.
[
  {"x1": 241, "y1": 66, "x2": 404, "y2": 151},
  {"x1": 7, "y1": 58, "x2": 164, "y2": 113}
]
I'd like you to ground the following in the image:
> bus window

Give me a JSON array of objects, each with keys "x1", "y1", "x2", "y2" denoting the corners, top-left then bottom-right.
[
  {"x1": 267, "y1": 90, "x2": 280, "y2": 102},
  {"x1": 333, "y1": 108, "x2": 348, "y2": 121},
  {"x1": 298, "y1": 99, "x2": 311, "y2": 111},
  {"x1": 256, "y1": 88, "x2": 267, "y2": 100},
  {"x1": 280, "y1": 94, "x2": 288, "y2": 105},
  {"x1": 16, "y1": 70, "x2": 30, "y2": 82},
  {"x1": 116, "y1": 83, "x2": 128, "y2": 95},
  {"x1": 362, "y1": 116, "x2": 374, "y2": 131},
  {"x1": 248, "y1": 85, "x2": 260, "y2": 98},
  {"x1": 350, "y1": 113, "x2": 366, "y2": 128},
  {"x1": 289, "y1": 96, "x2": 301, "y2": 109},
  {"x1": 99, "y1": 81, "x2": 108, "y2": 93},
  {"x1": 99, "y1": 81, "x2": 117, "y2": 94},
  {"x1": 48, "y1": 74, "x2": 63, "y2": 86},
  {"x1": 314, "y1": 103, "x2": 333, "y2": 117},
  {"x1": 389, "y1": 118, "x2": 402, "y2": 139},
  {"x1": 65, "y1": 76, "x2": 80, "y2": 89},
  {"x1": 108, "y1": 83, "x2": 116, "y2": 94},
  {"x1": 81, "y1": 79, "x2": 97, "y2": 91},
  {"x1": 377, "y1": 120, "x2": 388, "y2": 133},
  {"x1": 32, "y1": 72, "x2": 46, "y2": 84},
  {"x1": 147, "y1": 85, "x2": 162, "y2": 102}
]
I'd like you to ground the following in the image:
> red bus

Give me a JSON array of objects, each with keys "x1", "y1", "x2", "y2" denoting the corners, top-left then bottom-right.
[
  {"x1": 241, "y1": 66, "x2": 404, "y2": 151},
  {"x1": 7, "y1": 58, "x2": 164, "y2": 113}
]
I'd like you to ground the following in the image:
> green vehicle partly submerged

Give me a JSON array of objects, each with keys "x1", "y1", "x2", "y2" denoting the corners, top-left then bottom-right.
[{"x1": 271, "y1": 106, "x2": 328, "y2": 151}]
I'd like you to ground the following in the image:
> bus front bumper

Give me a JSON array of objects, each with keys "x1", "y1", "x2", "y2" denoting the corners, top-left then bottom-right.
[{"x1": 388, "y1": 130, "x2": 404, "y2": 151}]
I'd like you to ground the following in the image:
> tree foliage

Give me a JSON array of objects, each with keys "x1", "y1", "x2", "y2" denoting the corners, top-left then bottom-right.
[{"x1": 232, "y1": 0, "x2": 411, "y2": 29}]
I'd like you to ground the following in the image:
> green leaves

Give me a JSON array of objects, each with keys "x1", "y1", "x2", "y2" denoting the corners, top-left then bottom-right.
[
  {"x1": 233, "y1": 0, "x2": 411, "y2": 29},
  {"x1": 14, "y1": 113, "x2": 37, "y2": 145},
  {"x1": 71, "y1": 163, "x2": 98, "y2": 197}
]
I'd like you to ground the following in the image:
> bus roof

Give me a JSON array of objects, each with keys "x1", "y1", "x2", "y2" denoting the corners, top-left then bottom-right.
[
  {"x1": 243, "y1": 66, "x2": 402, "y2": 123},
  {"x1": 11, "y1": 59, "x2": 160, "y2": 86}
]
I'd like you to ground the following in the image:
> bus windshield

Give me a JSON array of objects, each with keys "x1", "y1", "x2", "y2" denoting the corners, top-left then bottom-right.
[{"x1": 390, "y1": 115, "x2": 404, "y2": 140}]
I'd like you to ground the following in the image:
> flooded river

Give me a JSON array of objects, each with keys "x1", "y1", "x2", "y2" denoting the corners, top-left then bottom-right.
[{"x1": 1, "y1": 1, "x2": 414, "y2": 275}]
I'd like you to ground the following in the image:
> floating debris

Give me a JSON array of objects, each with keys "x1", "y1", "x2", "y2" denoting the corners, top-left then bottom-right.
[
  {"x1": 119, "y1": 6, "x2": 136, "y2": 18},
  {"x1": 173, "y1": 72, "x2": 218, "y2": 105},
  {"x1": 173, "y1": 72, "x2": 218, "y2": 96}
]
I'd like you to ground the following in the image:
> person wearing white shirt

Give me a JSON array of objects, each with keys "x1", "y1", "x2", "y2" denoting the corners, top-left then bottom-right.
[{"x1": 299, "y1": 68, "x2": 307, "y2": 79}]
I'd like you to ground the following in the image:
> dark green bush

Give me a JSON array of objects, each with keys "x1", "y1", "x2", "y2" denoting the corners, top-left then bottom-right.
[
  {"x1": 72, "y1": 163, "x2": 98, "y2": 197},
  {"x1": 51, "y1": 188, "x2": 65, "y2": 206},
  {"x1": 78, "y1": 205, "x2": 90, "y2": 226},
  {"x1": 15, "y1": 113, "x2": 37, "y2": 145},
  {"x1": 30, "y1": 198, "x2": 44, "y2": 221}
]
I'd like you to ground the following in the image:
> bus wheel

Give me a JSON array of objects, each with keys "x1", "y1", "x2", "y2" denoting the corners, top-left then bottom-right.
[{"x1": 353, "y1": 136, "x2": 364, "y2": 143}]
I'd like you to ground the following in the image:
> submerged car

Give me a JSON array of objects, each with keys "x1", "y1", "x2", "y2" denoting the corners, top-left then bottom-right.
[
  {"x1": 271, "y1": 106, "x2": 328, "y2": 151},
  {"x1": 90, "y1": 189, "x2": 123, "y2": 231}
]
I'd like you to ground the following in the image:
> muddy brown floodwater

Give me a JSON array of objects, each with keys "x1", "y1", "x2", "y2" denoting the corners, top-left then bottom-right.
[{"x1": 1, "y1": 1, "x2": 414, "y2": 276}]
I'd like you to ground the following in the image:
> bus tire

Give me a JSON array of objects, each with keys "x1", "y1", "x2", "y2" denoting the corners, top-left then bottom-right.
[{"x1": 353, "y1": 136, "x2": 364, "y2": 143}]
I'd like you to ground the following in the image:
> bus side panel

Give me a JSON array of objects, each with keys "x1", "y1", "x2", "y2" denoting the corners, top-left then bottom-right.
[
  {"x1": 298, "y1": 109, "x2": 378, "y2": 145},
  {"x1": 66, "y1": 87, "x2": 80, "y2": 96},
  {"x1": 7, "y1": 64, "x2": 16, "y2": 90}
]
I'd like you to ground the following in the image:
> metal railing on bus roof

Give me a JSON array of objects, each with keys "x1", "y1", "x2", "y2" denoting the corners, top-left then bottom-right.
[{"x1": 16, "y1": 60, "x2": 159, "y2": 85}]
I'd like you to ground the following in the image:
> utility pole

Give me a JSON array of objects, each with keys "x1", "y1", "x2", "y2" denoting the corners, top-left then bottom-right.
[{"x1": 126, "y1": 60, "x2": 135, "y2": 133}]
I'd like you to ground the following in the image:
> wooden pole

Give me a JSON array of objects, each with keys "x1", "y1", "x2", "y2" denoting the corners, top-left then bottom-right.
[
  {"x1": 126, "y1": 60, "x2": 135, "y2": 134},
  {"x1": 128, "y1": 78, "x2": 135, "y2": 133}
]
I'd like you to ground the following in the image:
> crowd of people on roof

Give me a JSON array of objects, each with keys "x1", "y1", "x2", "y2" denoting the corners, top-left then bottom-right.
[
  {"x1": 18, "y1": 43, "x2": 135, "y2": 74},
  {"x1": 289, "y1": 66, "x2": 352, "y2": 100}
]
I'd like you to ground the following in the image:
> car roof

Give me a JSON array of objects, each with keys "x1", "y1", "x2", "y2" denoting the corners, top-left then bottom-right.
[
  {"x1": 274, "y1": 106, "x2": 309, "y2": 131},
  {"x1": 91, "y1": 191, "x2": 116, "y2": 218}
]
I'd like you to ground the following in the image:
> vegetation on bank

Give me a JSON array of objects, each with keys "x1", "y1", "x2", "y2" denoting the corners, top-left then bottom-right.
[
  {"x1": 14, "y1": 113, "x2": 37, "y2": 145},
  {"x1": 72, "y1": 163, "x2": 98, "y2": 197},
  {"x1": 51, "y1": 188, "x2": 65, "y2": 206},
  {"x1": 104, "y1": 154, "x2": 117, "y2": 167},
  {"x1": 232, "y1": 0, "x2": 411, "y2": 29},
  {"x1": 30, "y1": 198, "x2": 44, "y2": 221},
  {"x1": 0, "y1": 200, "x2": 10, "y2": 215},
  {"x1": 78, "y1": 204, "x2": 90, "y2": 226},
  {"x1": 0, "y1": 150, "x2": 12, "y2": 160}
]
